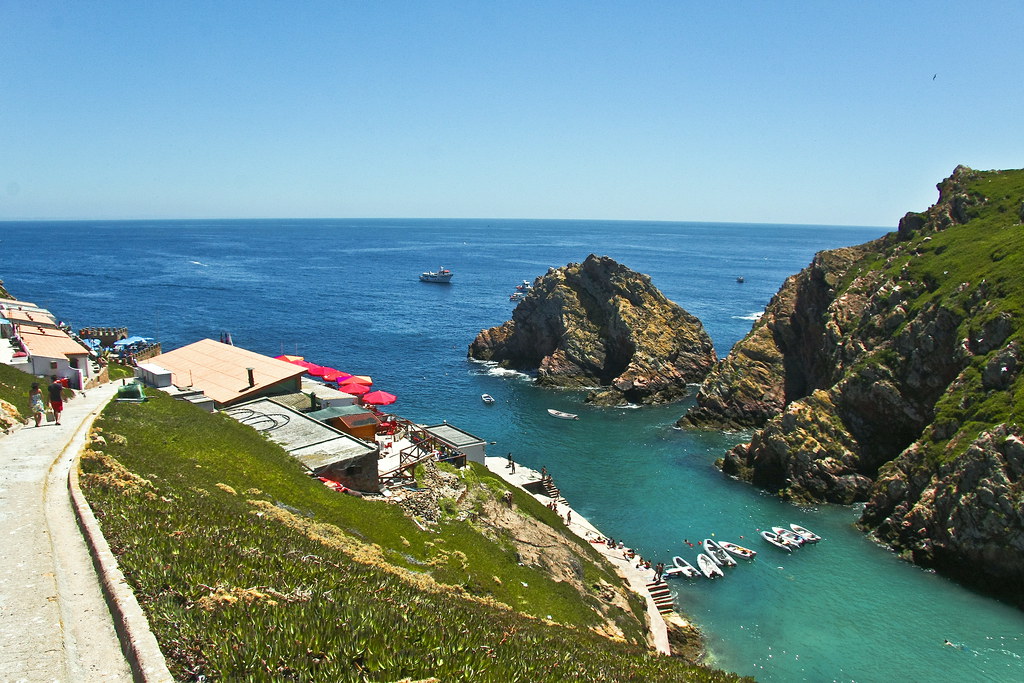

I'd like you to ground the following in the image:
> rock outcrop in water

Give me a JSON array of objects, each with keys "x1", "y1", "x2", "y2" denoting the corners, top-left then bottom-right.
[
  {"x1": 468, "y1": 254, "x2": 716, "y2": 405},
  {"x1": 679, "y1": 166, "x2": 1024, "y2": 605}
]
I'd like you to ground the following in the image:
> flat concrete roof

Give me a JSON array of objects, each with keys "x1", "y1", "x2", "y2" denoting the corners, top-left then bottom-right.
[
  {"x1": 425, "y1": 423, "x2": 486, "y2": 448},
  {"x1": 307, "y1": 405, "x2": 373, "y2": 420},
  {"x1": 300, "y1": 378, "x2": 357, "y2": 401},
  {"x1": 223, "y1": 398, "x2": 376, "y2": 465}
]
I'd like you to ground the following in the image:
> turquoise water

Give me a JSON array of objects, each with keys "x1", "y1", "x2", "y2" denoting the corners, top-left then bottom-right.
[{"x1": 2, "y1": 219, "x2": 1022, "y2": 680}]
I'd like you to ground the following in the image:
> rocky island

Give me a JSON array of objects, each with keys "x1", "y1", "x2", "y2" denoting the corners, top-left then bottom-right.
[
  {"x1": 679, "y1": 166, "x2": 1024, "y2": 605},
  {"x1": 469, "y1": 254, "x2": 716, "y2": 405}
]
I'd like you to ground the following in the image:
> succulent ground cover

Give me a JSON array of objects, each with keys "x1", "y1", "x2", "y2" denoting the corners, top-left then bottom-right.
[{"x1": 80, "y1": 392, "x2": 744, "y2": 681}]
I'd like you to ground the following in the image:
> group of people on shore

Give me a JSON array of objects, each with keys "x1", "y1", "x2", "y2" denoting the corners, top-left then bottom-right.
[{"x1": 27, "y1": 375, "x2": 68, "y2": 427}]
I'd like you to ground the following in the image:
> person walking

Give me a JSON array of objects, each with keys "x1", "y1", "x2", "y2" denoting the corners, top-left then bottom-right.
[
  {"x1": 28, "y1": 382, "x2": 45, "y2": 427},
  {"x1": 47, "y1": 375, "x2": 65, "y2": 425},
  {"x1": 507, "y1": 452, "x2": 515, "y2": 474}
]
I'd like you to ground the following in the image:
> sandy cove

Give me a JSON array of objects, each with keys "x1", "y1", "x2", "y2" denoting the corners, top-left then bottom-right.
[{"x1": 485, "y1": 456, "x2": 695, "y2": 656}]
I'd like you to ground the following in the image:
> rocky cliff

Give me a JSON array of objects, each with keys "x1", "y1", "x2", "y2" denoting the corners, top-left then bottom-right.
[
  {"x1": 680, "y1": 166, "x2": 1024, "y2": 605},
  {"x1": 468, "y1": 254, "x2": 716, "y2": 405}
]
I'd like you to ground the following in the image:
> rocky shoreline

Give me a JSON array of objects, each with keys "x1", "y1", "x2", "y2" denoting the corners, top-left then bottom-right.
[{"x1": 483, "y1": 457, "x2": 706, "y2": 662}]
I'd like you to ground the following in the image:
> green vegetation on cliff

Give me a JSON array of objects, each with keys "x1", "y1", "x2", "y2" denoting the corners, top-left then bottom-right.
[
  {"x1": 680, "y1": 166, "x2": 1024, "y2": 605},
  {"x1": 81, "y1": 392, "x2": 741, "y2": 681}
]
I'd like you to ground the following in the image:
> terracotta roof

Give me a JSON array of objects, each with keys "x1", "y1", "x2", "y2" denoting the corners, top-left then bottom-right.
[
  {"x1": 6, "y1": 309, "x2": 57, "y2": 327},
  {"x1": 150, "y1": 338, "x2": 306, "y2": 406},
  {"x1": 18, "y1": 325, "x2": 91, "y2": 359},
  {"x1": 0, "y1": 297, "x2": 38, "y2": 308}
]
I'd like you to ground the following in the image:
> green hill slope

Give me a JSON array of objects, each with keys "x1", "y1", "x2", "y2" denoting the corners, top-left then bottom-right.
[{"x1": 81, "y1": 392, "x2": 743, "y2": 681}]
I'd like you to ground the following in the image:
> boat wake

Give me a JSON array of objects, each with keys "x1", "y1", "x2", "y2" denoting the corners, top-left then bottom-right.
[
  {"x1": 468, "y1": 358, "x2": 533, "y2": 380},
  {"x1": 732, "y1": 311, "x2": 763, "y2": 321}
]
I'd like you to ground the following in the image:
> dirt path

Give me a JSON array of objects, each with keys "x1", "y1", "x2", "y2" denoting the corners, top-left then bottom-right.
[{"x1": 0, "y1": 383, "x2": 133, "y2": 681}]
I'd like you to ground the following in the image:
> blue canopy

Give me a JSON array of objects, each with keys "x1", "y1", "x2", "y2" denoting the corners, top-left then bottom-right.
[{"x1": 113, "y1": 336, "x2": 153, "y2": 347}]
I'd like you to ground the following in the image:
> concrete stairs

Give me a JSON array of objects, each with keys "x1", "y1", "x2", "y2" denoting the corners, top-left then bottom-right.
[
  {"x1": 541, "y1": 477, "x2": 561, "y2": 501},
  {"x1": 646, "y1": 579, "x2": 675, "y2": 614}
]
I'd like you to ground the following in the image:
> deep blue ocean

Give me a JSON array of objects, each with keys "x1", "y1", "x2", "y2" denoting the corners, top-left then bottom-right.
[{"x1": 3, "y1": 219, "x2": 1022, "y2": 681}]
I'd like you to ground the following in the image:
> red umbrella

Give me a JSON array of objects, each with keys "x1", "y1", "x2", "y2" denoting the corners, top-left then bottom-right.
[
  {"x1": 305, "y1": 364, "x2": 329, "y2": 377},
  {"x1": 339, "y1": 380, "x2": 371, "y2": 395},
  {"x1": 274, "y1": 354, "x2": 304, "y2": 362},
  {"x1": 322, "y1": 369, "x2": 351, "y2": 382},
  {"x1": 362, "y1": 390, "x2": 397, "y2": 405}
]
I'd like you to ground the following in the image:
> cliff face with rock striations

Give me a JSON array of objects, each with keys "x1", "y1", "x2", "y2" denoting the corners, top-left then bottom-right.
[
  {"x1": 680, "y1": 166, "x2": 1024, "y2": 605},
  {"x1": 468, "y1": 254, "x2": 716, "y2": 405}
]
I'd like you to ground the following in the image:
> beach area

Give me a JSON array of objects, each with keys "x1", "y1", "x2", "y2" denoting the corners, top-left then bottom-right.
[{"x1": 484, "y1": 456, "x2": 686, "y2": 656}]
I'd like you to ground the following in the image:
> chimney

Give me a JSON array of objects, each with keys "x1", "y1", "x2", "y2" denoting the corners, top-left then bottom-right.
[{"x1": 246, "y1": 367, "x2": 255, "y2": 387}]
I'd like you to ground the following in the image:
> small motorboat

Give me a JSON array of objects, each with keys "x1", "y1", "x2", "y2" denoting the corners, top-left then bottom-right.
[
  {"x1": 760, "y1": 530, "x2": 794, "y2": 552},
  {"x1": 697, "y1": 553, "x2": 724, "y2": 579},
  {"x1": 481, "y1": 394, "x2": 495, "y2": 405},
  {"x1": 547, "y1": 408, "x2": 579, "y2": 420},
  {"x1": 772, "y1": 526, "x2": 806, "y2": 547},
  {"x1": 718, "y1": 540, "x2": 757, "y2": 559},
  {"x1": 703, "y1": 539, "x2": 737, "y2": 567},
  {"x1": 510, "y1": 292, "x2": 525, "y2": 301},
  {"x1": 419, "y1": 267, "x2": 453, "y2": 283},
  {"x1": 736, "y1": 276, "x2": 745, "y2": 283},
  {"x1": 515, "y1": 280, "x2": 533, "y2": 291},
  {"x1": 671, "y1": 555, "x2": 701, "y2": 579},
  {"x1": 790, "y1": 523, "x2": 822, "y2": 543}
]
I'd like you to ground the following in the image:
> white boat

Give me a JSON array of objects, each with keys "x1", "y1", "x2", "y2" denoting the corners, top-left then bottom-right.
[
  {"x1": 481, "y1": 394, "x2": 495, "y2": 405},
  {"x1": 760, "y1": 530, "x2": 794, "y2": 552},
  {"x1": 772, "y1": 526, "x2": 806, "y2": 547},
  {"x1": 515, "y1": 280, "x2": 533, "y2": 291},
  {"x1": 547, "y1": 408, "x2": 579, "y2": 420},
  {"x1": 509, "y1": 292, "x2": 525, "y2": 302},
  {"x1": 697, "y1": 553, "x2": 724, "y2": 579},
  {"x1": 718, "y1": 540, "x2": 757, "y2": 559},
  {"x1": 419, "y1": 267, "x2": 453, "y2": 283},
  {"x1": 790, "y1": 523, "x2": 821, "y2": 543},
  {"x1": 703, "y1": 539, "x2": 737, "y2": 567},
  {"x1": 671, "y1": 555, "x2": 701, "y2": 578}
]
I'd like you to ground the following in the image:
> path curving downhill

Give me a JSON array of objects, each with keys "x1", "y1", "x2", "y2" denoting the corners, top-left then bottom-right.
[{"x1": 0, "y1": 383, "x2": 133, "y2": 681}]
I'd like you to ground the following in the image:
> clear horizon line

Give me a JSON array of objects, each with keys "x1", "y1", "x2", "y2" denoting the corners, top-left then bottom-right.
[{"x1": 0, "y1": 215, "x2": 892, "y2": 230}]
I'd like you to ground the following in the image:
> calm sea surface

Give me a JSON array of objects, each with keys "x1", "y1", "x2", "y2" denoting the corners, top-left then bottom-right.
[{"x1": 2, "y1": 219, "x2": 1022, "y2": 681}]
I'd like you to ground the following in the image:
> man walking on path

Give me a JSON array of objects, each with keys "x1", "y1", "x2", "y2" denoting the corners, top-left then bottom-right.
[
  {"x1": 506, "y1": 452, "x2": 515, "y2": 474},
  {"x1": 47, "y1": 374, "x2": 65, "y2": 425}
]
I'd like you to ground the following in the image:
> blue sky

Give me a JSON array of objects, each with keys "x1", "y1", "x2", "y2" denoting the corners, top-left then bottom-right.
[{"x1": 2, "y1": 1, "x2": 1021, "y2": 226}]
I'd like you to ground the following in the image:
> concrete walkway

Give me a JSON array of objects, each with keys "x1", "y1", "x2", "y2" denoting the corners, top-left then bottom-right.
[
  {"x1": 484, "y1": 456, "x2": 674, "y2": 655},
  {"x1": 0, "y1": 383, "x2": 133, "y2": 681}
]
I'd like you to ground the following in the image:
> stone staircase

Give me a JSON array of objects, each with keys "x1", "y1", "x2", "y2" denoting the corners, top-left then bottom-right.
[
  {"x1": 541, "y1": 476, "x2": 562, "y2": 501},
  {"x1": 646, "y1": 579, "x2": 675, "y2": 614}
]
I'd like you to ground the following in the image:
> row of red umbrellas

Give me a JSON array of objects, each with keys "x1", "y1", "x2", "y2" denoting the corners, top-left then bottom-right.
[{"x1": 274, "y1": 355, "x2": 396, "y2": 405}]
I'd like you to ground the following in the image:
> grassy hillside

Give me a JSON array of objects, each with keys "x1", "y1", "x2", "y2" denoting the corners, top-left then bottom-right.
[
  {"x1": 0, "y1": 361, "x2": 38, "y2": 418},
  {"x1": 81, "y1": 392, "x2": 744, "y2": 681},
  {"x1": 846, "y1": 168, "x2": 1024, "y2": 464}
]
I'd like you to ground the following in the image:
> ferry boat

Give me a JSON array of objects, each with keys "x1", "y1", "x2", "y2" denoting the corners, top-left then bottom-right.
[{"x1": 419, "y1": 267, "x2": 453, "y2": 283}]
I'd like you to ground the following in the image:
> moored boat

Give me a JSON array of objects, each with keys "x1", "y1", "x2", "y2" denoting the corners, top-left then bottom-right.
[
  {"x1": 760, "y1": 530, "x2": 794, "y2": 552},
  {"x1": 671, "y1": 555, "x2": 701, "y2": 578},
  {"x1": 697, "y1": 553, "x2": 724, "y2": 578},
  {"x1": 790, "y1": 523, "x2": 821, "y2": 543},
  {"x1": 718, "y1": 540, "x2": 757, "y2": 559},
  {"x1": 547, "y1": 408, "x2": 579, "y2": 420},
  {"x1": 419, "y1": 267, "x2": 453, "y2": 283},
  {"x1": 703, "y1": 539, "x2": 737, "y2": 567},
  {"x1": 772, "y1": 526, "x2": 806, "y2": 547},
  {"x1": 481, "y1": 393, "x2": 495, "y2": 404}
]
